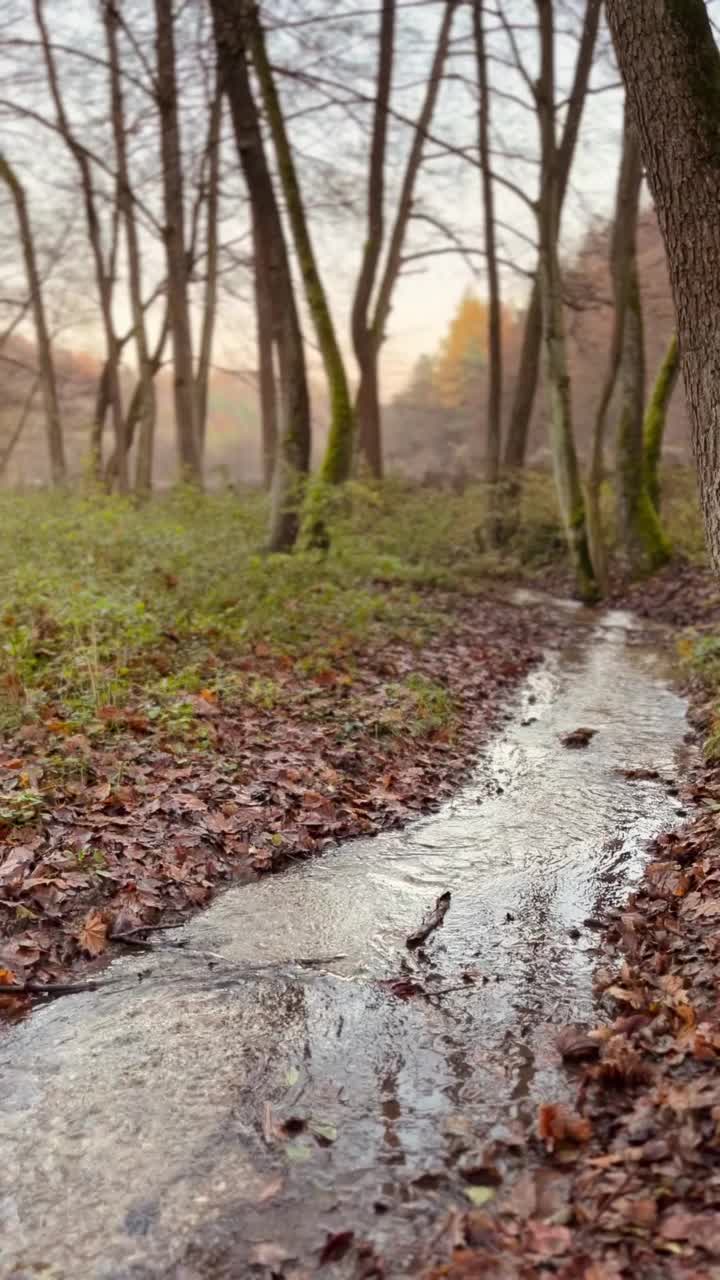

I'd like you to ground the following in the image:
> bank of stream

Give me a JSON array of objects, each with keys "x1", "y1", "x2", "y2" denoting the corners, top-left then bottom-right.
[{"x1": 1, "y1": 608, "x2": 690, "y2": 1279}]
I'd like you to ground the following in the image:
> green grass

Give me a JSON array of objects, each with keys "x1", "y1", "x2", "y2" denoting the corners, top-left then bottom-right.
[{"x1": 0, "y1": 469, "x2": 707, "y2": 738}]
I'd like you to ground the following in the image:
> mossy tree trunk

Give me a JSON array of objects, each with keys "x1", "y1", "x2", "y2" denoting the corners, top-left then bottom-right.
[
  {"x1": 536, "y1": 0, "x2": 597, "y2": 601},
  {"x1": 606, "y1": 0, "x2": 720, "y2": 575},
  {"x1": 244, "y1": 2, "x2": 353, "y2": 489},
  {"x1": 351, "y1": 0, "x2": 395, "y2": 482},
  {"x1": 211, "y1": 0, "x2": 311, "y2": 552},
  {"x1": 644, "y1": 333, "x2": 680, "y2": 513}
]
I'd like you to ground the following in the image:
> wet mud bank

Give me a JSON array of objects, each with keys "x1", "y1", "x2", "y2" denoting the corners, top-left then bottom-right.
[{"x1": 1, "y1": 609, "x2": 690, "y2": 1279}]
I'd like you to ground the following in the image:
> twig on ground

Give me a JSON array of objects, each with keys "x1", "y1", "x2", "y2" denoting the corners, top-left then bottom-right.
[{"x1": 406, "y1": 891, "x2": 452, "y2": 949}]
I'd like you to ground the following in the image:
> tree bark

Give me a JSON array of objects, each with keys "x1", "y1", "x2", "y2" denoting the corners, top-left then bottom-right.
[
  {"x1": 536, "y1": 0, "x2": 597, "y2": 600},
  {"x1": 243, "y1": 1, "x2": 353, "y2": 488},
  {"x1": 606, "y1": 0, "x2": 720, "y2": 572},
  {"x1": 644, "y1": 333, "x2": 679, "y2": 514},
  {"x1": 351, "y1": 0, "x2": 395, "y2": 481},
  {"x1": 503, "y1": 0, "x2": 602, "y2": 472},
  {"x1": 210, "y1": 0, "x2": 311, "y2": 551},
  {"x1": 473, "y1": 0, "x2": 502, "y2": 533},
  {"x1": 0, "y1": 153, "x2": 65, "y2": 486},
  {"x1": 154, "y1": 0, "x2": 202, "y2": 483}
]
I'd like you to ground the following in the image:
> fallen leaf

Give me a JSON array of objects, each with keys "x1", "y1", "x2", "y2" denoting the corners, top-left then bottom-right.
[
  {"x1": 77, "y1": 909, "x2": 108, "y2": 957},
  {"x1": 319, "y1": 1230, "x2": 354, "y2": 1265}
]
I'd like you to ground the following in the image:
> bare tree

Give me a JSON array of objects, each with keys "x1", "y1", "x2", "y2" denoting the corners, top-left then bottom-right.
[
  {"x1": 210, "y1": 0, "x2": 311, "y2": 550},
  {"x1": 0, "y1": 152, "x2": 65, "y2": 485},
  {"x1": 154, "y1": 0, "x2": 202, "y2": 483},
  {"x1": 536, "y1": 0, "x2": 596, "y2": 599},
  {"x1": 350, "y1": 0, "x2": 395, "y2": 481}
]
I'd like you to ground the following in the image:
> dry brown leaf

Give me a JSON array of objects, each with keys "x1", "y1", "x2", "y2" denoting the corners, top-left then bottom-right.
[{"x1": 77, "y1": 909, "x2": 108, "y2": 957}]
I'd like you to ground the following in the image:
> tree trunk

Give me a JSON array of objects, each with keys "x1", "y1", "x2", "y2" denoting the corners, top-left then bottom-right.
[
  {"x1": 34, "y1": 0, "x2": 126, "y2": 488},
  {"x1": 503, "y1": 0, "x2": 602, "y2": 472},
  {"x1": 243, "y1": 1, "x2": 353, "y2": 488},
  {"x1": 613, "y1": 120, "x2": 669, "y2": 574},
  {"x1": 105, "y1": 312, "x2": 169, "y2": 489},
  {"x1": 0, "y1": 153, "x2": 65, "y2": 486},
  {"x1": 104, "y1": 0, "x2": 156, "y2": 496},
  {"x1": 253, "y1": 220, "x2": 278, "y2": 491},
  {"x1": 536, "y1": 0, "x2": 597, "y2": 600},
  {"x1": 473, "y1": 0, "x2": 502, "y2": 536},
  {"x1": 154, "y1": 0, "x2": 202, "y2": 483},
  {"x1": 606, "y1": 0, "x2": 720, "y2": 568},
  {"x1": 195, "y1": 81, "x2": 222, "y2": 455},
  {"x1": 210, "y1": 0, "x2": 311, "y2": 551},
  {"x1": 351, "y1": 0, "x2": 395, "y2": 480},
  {"x1": 367, "y1": 0, "x2": 458, "y2": 469},
  {"x1": 644, "y1": 333, "x2": 679, "y2": 514}
]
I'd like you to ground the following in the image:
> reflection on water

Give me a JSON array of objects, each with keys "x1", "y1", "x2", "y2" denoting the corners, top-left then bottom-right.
[{"x1": 0, "y1": 613, "x2": 689, "y2": 1277}]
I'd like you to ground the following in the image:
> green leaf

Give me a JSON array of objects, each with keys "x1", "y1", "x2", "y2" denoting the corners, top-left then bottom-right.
[
  {"x1": 464, "y1": 1186, "x2": 495, "y2": 1207},
  {"x1": 285, "y1": 1066, "x2": 300, "y2": 1087},
  {"x1": 310, "y1": 1120, "x2": 337, "y2": 1145}
]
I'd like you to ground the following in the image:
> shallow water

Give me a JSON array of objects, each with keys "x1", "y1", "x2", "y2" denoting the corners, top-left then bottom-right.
[{"x1": 0, "y1": 610, "x2": 689, "y2": 1278}]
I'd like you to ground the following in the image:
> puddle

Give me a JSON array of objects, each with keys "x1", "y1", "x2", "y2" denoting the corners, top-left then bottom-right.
[{"x1": 0, "y1": 613, "x2": 689, "y2": 1278}]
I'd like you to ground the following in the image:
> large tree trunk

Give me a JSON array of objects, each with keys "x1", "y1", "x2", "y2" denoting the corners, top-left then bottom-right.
[
  {"x1": 210, "y1": 0, "x2": 311, "y2": 551},
  {"x1": 644, "y1": 333, "x2": 679, "y2": 514},
  {"x1": 243, "y1": 1, "x2": 353, "y2": 488},
  {"x1": 351, "y1": 0, "x2": 395, "y2": 481},
  {"x1": 473, "y1": 0, "x2": 502, "y2": 536},
  {"x1": 104, "y1": 0, "x2": 156, "y2": 495},
  {"x1": 503, "y1": 0, "x2": 602, "y2": 472},
  {"x1": 0, "y1": 153, "x2": 65, "y2": 486},
  {"x1": 154, "y1": 0, "x2": 202, "y2": 483},
  {"x1": 536, "y1": 0, "x2": 597, "y2": 600},
  {"x1": 606, "y1": 0, "x2": 720, "y2": 572}
]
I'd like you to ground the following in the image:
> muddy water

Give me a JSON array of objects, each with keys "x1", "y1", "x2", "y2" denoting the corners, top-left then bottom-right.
[{"x1": 1, "y1": 611, "x2": 689, "y2": 1279}]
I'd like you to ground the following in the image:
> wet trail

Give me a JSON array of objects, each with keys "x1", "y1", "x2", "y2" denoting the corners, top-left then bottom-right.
[{"x1": 1, "y1": 609, "x2": 690, "y2": 1279}]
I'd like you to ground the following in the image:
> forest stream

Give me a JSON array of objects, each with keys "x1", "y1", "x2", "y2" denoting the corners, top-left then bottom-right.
[{"x1": 0, "y1": 606, "x2": 691, "y2": 1279}]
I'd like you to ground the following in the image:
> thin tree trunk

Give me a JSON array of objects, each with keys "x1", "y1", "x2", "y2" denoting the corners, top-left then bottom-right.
[
  {"x1": 368, "y1": 0, "x2": 458, "y2": 446},
  {"x1": 105, "y1": 311, "x2": 169, "y2": 487},
  {"x1": 0, "y1": 153, "x2": 65, "y2": 486},
  {"x1": 536, "y1": 0, "x2": 597, "y2": 600},
  {"x1": 210, "y1": 0, "x2": 310, "y2": 551},
  {"x1": 0, "y1": 375, "x2": 40, "y2": 479},
  {"x1": 351, "y1": 0, "x2": 395, "y2": 481},
  {"x1": 605, "y1": 1, "x2": 720, "y2": 566},
  {"x1": 586, "y1": 103, "x2": 644, "y2": 589},
  {"x1": 243, "y1": 1, "x2": 353, "y2": 488},
  {"x1": 504, "y1": 0, "x2": 602, "y2": 472},
  {"x1": 614, "y1": 119, "x2": 669, "y2": 574},
  {"x1": 104, "y1": 0, "x2": 156, "y2": 496},
  {"x1": 34, "y1": 0, "x2": 126, "y2": 487},
  {"x1": 644, "y1": 333, "x2": 679, "y2": 513},
  {"x1": 195, "y1": 81, "x2": 222, "y2": 455},
  {"x1": 253, "y1": 219, "x2": 278, "y2": 491},
  {"x1": 473, "y1": 0, "x2": 502, "y2": 537},
  {"x1": 154, "y1": 0, "x2": 202, "y2": 483}
]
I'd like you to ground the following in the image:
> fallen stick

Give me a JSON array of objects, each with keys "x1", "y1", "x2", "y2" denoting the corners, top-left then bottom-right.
[
  {"x1": 406, "y1": 891, "x2": 452, "y2": 949},
  {"x1": 0, "y1": 980, "x2": 103, "y2": 996}
]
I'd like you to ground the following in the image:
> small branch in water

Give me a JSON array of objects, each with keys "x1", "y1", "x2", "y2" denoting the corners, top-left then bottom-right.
[{"x1": 406, "y1": 891, "x2": 452, "y2": 949}]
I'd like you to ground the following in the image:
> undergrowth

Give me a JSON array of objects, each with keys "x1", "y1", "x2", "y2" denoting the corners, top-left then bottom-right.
[{"x1": 0, "y1": 468, "x2": 705, "y2": 738}]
